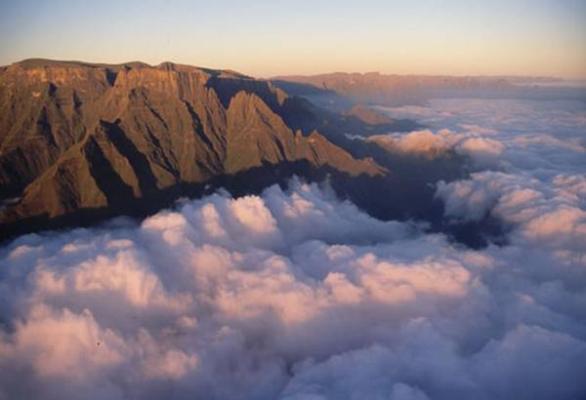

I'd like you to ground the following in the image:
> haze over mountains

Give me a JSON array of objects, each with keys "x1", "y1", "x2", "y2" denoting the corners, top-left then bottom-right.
[{"x1": 273, "y1": 72, "x2": 586, "y2": 109}]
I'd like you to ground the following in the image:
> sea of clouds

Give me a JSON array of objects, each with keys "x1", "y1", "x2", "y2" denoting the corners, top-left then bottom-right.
[{"x1": 1, "y1": 98, "x2": 585, "y2": 399}]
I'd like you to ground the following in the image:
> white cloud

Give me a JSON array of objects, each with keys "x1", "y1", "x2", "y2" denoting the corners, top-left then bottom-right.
[
  {"x1": 1, "y1": 179, "x2": 585, "y2": 399},
  {"x1": 366, "y1": 128, "x2": 505, "y2": 168},
  {"x1": 1, "y1": 98, "x2": 585, "y2": 399},
  {"x1": 436, "y1": 171, "x2": 586, "y2": 254},
  {"x1": 4, "y1": 305, "x2": 126, "y2": 380},
  {"x1": 367, "y1": 129, "x2": 454, "y2": 157},
  {"x1": 377, "y1": 98, "x2": 585, "y2": 173}
]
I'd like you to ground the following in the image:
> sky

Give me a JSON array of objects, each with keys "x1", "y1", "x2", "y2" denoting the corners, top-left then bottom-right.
[{"x1": 0, "y1": 0, "x2": 585, "y2": 78}]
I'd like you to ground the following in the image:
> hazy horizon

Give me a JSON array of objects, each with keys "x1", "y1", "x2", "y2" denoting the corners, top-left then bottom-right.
[
  {"x1": 1, "y1": 0, "x2": 585, "y2": 79},
  {"x1": 7, "y1": 57, "x2": 585, "y2": 82}
]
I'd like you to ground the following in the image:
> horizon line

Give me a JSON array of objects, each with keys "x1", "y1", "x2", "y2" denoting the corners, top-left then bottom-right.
[{"x1": 4, "y1": 57, "x2": 580, "y2": 82}]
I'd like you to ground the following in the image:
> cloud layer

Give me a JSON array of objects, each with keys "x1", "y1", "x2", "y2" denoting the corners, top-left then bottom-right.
[
  {"x1": 1, "y1": 98, "x2": 585, "y2": 399},
  {"x1": 367, "y1": 128, "x2": 505, "y2": 168}
]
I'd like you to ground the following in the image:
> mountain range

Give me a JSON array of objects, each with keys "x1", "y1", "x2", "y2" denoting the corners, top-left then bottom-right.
[
  {"x1": 2, "y1": 59, "x2": 497, "y2": 245},
  {"x1": 272, "y1": 72, "x2": 584, "y2": 108},
  {"x1": 0, "y1": 59, "x2": 396, "y2": 239}
]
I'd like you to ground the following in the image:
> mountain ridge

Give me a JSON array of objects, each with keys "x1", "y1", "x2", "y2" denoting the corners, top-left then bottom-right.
[
  {"x1": 0, "y1": 59, "x2": 383, "y2": 238},
  {"x1": 271, "y1": 72, "x2": 583, "y2": 108}
]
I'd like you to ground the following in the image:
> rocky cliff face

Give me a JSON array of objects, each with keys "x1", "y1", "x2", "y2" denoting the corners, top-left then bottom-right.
[{"x1": 0, "y1": 59, "x2": 382, "y2": 233}]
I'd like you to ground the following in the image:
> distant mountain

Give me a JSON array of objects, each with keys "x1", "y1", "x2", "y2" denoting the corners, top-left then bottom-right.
[
  {"x1": 0, "y1": 59, "x2": 383, "y2": 238},
  {"x1": 272, "y1": 72, "x2": 512, "y2": 107},
  {"x1": 272, "y1": 72, "x2": 584, "y2": 107}
]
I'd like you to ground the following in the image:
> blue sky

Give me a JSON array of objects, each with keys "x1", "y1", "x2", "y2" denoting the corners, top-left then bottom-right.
[{"x1": 1, "y1": 0, "x2": 584, "y2": 77}]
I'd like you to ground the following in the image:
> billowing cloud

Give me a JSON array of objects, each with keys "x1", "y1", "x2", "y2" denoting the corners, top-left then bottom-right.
[
  {"x1": 376, "y1": 98, "x2": 585, "y2": 172},
  {"x1": 366, "y1": 128, "x2": 505, "y2": 168},
  {"x1": 367, "y1": 129, "x2": 454, "y2": 157},
  {"x1": 1, "y1": 98, "x2": 585, "y2": 399}
]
